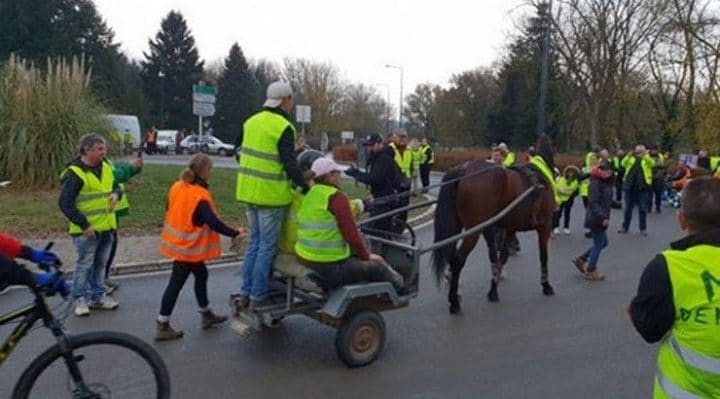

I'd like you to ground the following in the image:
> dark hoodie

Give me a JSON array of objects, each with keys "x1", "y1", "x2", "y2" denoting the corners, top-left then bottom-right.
[
  {"x1": 58, "y1": 157, "x2": 122, "y2": 235},
  {"x1": 346, "y1": 145, "x2": 404, "y2": 198},
  {"x1": 584, "y1": 165, "x2": 614, "y2": 230}
]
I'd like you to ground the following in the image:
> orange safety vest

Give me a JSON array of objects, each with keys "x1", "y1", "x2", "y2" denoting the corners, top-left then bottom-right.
[
  {"x1": 672, "y1": 167, "x2": 691, "y2": 190},
  {"x1": 160, "y1": 181, "x2": 221, "y2": 262}
]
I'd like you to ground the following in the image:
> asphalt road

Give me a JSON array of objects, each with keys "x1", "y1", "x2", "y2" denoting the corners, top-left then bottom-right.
[{"x1": 0, "y1": 203, "x2": 679, "y2": 399}]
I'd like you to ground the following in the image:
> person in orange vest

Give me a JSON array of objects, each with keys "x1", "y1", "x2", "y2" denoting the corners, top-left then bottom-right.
[{"x1": 156, "y1": 154, "x2": 246, "y2": 341}]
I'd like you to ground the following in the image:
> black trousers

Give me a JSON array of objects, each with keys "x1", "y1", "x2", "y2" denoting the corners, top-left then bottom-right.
[
  {"x1": 305, "y1": 257, "x2": 403, "y2": 291},
  {"x1": 648, "y1": 179, "x2": 664, "y2": 213},
  {"x1": 104, "y1": 229, "x2": 118, "y2": 279},
  {"x1": 553, "y1": 197, "x2": 575, "y2": 229},
  {"x1": 614, "y1": 177, "x2": 624, "y2": 202},
  {"x1": 363, "y1": 202, "x2": 395, "y2": 238},
  {"x1": 159, "y1": 261, "x2": 209, "y2": 316},
  {"x1": 420, "y1": 164, "x2": 431, "y2": 188}
]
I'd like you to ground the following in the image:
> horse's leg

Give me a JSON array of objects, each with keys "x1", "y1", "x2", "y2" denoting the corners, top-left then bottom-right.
[
  {"x1": 484, "y1": 228, "x2": 501, "y2": 302},
  {"x1": 448, "y1": 232, "x2": 481, "y2": 314},
  {"x1": 537, "y1": 226, "x2": 555, "y2": 296}
]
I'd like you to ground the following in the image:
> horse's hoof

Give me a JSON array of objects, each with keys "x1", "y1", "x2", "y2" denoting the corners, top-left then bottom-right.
[
  {"x1": 449, "y1": 303, "x2": 461, "y2": 314},
  {"x1": 542, "y1": 282, "x2": 555, "y2": 296},
  {"x1": 487, "y1": 290, "x2": 499, "y2": 302}
]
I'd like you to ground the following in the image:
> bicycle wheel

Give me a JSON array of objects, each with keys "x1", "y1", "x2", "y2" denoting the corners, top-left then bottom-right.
[{"x1": 12, "y1": 331, "x2": 170, "y2": 399}]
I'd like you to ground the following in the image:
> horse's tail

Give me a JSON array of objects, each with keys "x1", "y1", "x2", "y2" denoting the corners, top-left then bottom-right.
[{"x1": 431, "y1": 165, "x2": 466, "y2": 286}]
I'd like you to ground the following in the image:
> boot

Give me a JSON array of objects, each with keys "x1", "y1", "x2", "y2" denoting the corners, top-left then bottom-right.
[
  {"x1": 200, "y1": 309, "x2": 228, "y2": 330},
  {"x1": 155, "y1": 321, "x2": 183, "y2": 341}
]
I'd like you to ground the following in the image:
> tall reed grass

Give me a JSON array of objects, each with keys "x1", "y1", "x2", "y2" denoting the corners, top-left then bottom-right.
[{"x1": 0, "y1": 55, "x2": 110, "y2": 189}]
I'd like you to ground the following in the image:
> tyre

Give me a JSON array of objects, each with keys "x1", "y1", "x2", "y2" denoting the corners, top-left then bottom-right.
[
  {"x1": 218, "y1": 148, "x2": 228, "y2": 156},
  {"x1": 12, "y1": 331, "x2": 170, "y2": 399},
  {"x1": 335, "y1": 310, "x2": 386, "y2": 368}
]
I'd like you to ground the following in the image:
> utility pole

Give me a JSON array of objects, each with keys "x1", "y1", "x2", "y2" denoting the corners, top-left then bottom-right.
[{"x1": 536, "y1": 0, "x2": 553, "y2": 137}]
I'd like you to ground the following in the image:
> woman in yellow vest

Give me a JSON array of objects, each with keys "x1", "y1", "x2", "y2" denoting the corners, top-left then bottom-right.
[
  {"x1": 156, "y1": 154, "x2": 245, "y2": 341},
  {"x1": 553, "y1": 165, "x2": 580, "y2": 236},
  {"x1": 630, "y1": 177, "x2": 720, "y2": 398},
  {"x1": 295, "y1": 158, "x2": 404, "y2": 292}
]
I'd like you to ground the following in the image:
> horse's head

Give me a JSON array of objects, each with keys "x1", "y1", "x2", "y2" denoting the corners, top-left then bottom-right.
[{"x1": 535, "y1": 134, "x2": 555, "y2": 170}]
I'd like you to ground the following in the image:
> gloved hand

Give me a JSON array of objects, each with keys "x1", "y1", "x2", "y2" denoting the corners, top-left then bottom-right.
[
  {"x1": 345, "y1": 167, "x2": 359, "y2": 177},
  {"x1": 34, "y1": 271, "x2": 70, "y2": 297},
  {"x1": 30, "y1": 249, "x2": 62, "y2": 266}
]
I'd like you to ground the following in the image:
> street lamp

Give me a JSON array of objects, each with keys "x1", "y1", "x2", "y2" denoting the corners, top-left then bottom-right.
[
  {"x1": 385, "y1": 64, "x2": 404, "y2": 131},
  {"x1": 375, "y1": 83, "x2": 392, "y2": 134},
  {"x1": 158, "y1": 71, "x2": 165, "y2": 128}
]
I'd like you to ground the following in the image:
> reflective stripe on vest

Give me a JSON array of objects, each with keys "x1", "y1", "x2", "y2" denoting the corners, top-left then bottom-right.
[
  {"x1": 160, "y1": 181, "x2": 221, "y2": 262},
  {"x1": 622, "y1": 154, "x2": 654, "y2": 186},
  {"x1": 295, "y1": 184, "x2": 351, "y2": 263},
  {"x1": 62, "y1": 162, "x2": 117, "y2": 234},
  {"x1": 236, "y1": 110, "x2": 295, "y2": 206},
  {"x1": 530, "y1": 156, "x2": 559, "y2": 203},
  {"x1": 654, "y1": 245, "x2": 720, "y2": 399}
]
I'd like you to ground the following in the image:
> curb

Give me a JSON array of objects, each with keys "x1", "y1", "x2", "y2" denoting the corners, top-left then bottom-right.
[{"x1": 111, "y1": 193, "x2": 438, "y2": 276}]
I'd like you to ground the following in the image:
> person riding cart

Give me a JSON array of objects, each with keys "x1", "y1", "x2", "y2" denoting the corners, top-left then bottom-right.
[{"x1": 296, "y1": 157, "x2": 404, "y2": 292}]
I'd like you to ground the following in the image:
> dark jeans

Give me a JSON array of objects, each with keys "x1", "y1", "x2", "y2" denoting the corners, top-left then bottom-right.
[
  {"x1": 363, "y1": 202, "x2": 395, "y2": 238},
  {"x1": 305, "y1": 257, "x2": 403, "y2": 291},
  {"x1": 420, "y1": 164, "x2": 431, "y2": 188},
  {"x1": 582, "y1": 196, "x2": 588, "y2": 209},
  {"x1": 581, "y1": 229, "x2": 608, "y2": 271},
  {"x1": 615, "y1": 177, "x2": 624, "y2": 202},
  {"x1": 159, "y1": 261, "x2": 209, "y2": 316},
  {"x1": 622, "y1": 190, "x2": 648, "y2": 232},
  {"x1": 647, "y1": 179, "x2": 664, "y2": 213},
  {"x1": 553, "y1": 197, "x2": 575, "y2": 229}
]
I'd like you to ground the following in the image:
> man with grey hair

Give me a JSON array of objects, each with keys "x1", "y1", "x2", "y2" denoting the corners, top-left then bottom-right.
[
  {"x1": 619, "y1": 144, "x2": 655, "y2": 236},
  {"x1": 59, "y1": 133, "x2": 121, "y2": 316}
]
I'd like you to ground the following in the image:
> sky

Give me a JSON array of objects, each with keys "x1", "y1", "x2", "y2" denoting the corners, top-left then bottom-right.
[{"x1": 94, "y1": 0, "x2": 527, "y2": 111}]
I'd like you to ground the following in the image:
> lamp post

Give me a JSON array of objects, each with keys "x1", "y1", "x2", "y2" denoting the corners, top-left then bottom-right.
[
  {"x1": 385, "y1": 64, "x2": 404, "y2": 131},
  {"x1": 158, "y1": 71, "x2": 165, "y2": 128},
  {"x1": 536, "y1": 0, "x2": 553, "y2": 137},
  {"x1": 375, "y1": 83, "x2": 392, "y2": 134}
]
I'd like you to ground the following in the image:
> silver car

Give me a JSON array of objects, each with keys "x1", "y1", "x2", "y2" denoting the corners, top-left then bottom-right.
[{"x1": 180, "y1": 135, "x2": 234, "y2": 156}]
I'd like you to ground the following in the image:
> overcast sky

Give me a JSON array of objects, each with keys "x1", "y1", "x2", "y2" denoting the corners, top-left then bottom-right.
[{"x1": 95, "y1": 0, "x2": 527, "y2": 109}]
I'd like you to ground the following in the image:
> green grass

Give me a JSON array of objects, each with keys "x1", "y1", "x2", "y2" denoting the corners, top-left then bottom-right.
[{"x1": 0, "y1": 164, "x2": 369, "y2": 238}]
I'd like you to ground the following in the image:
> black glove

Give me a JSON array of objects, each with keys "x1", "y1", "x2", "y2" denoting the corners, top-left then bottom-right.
[{"x1": 345, "y1": 167, "x2": 359, "y2": 177}]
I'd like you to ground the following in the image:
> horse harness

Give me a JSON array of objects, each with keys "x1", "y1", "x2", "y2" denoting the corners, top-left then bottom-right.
[{"x1": 508, "y1": 164, "x2": 551, "y2": 227}]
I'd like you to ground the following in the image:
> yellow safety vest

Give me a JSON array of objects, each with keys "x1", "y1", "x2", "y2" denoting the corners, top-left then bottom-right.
[
  {"x1": 392, "y1": 145, "x2": 414, "y2": 178},
  {"x1": 710, "y1": 157, "x2": 720, "y2": 172},
  {"x1": 61, "y1": 161, "x2": 118, "y2": 234},
  {"x1": 420, "y1": 144, "x2": 434, "y2": 165},
  {"x1": 654, "y1": 245, "x2": 720, "y2": 398},
  {"x1": 503, "y1": 152, "x2": 516, "y2": 167},
  {"x1": 236, "y1": 110, "x2": 296, "y2": 206},
  {"x1": 556, "y1": 177, "x2": 579, "y2": 203},
  {"x1": 529, "y1": 155, "x2": 559, "y2": 204},
  {"x1": 585, "y1": 152, "x2": 597, "y2": 169},
  {"x1": 295, "y1": 184, "x2": 351, "y2": 263},
  {"x1": 622, "y1": 154, "x2": 655, "y2": 186}
]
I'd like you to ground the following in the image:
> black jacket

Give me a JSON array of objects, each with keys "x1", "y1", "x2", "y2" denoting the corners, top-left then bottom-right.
[
  {"x1": 623, "y1": 156, "x2": 649, "y2": 192},
  {"x1": 346, "y1": 146, "x2": 404, "y2": 199},
  {"x1": 584, "y1": 168, "x2": 614, "y2": 230},
  {"x1": 630, "y1": 228, "x2": 720, "y2": 343}
]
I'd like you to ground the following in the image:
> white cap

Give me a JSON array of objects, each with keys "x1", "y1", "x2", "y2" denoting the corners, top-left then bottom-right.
[
  {"x1": 311, "y1": 157, "x2": 348, "y2": 177},
  {"x1": 263, "y1": 81, "x2": 293, "y2": 108}
]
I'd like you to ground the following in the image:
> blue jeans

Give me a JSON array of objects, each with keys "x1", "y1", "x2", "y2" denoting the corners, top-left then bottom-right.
[
  {"x1": 240, "y1": 206, "x2": 286, "y2": 302},
  {"x1": 72, "y1": 232, "x2": 114, "y2": 303},
  {"x1": 582, "y1": 229, "x2": 608, "y2": 272},
  {"x1": 622, "y1": 190, "x2": 648, "y2": 232}
]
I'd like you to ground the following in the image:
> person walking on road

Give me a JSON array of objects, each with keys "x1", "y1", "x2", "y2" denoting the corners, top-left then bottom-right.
[
  {"x1": 553, "y1": 165, "x2": 580, "y2": 236},
  {"x1": 629, "y1": 177, "x2": 720, "y2": 398},
  {"x1": 234, "y1": 81, "x2": 309, "y2": 310},
  {"x1": 156, "y1": 154, "x2": 244, "y2": 341},
  {"x1": 345, "y1": 134, "x2": 405, "y2": 237},
  {"x1": 419, "y1": 137, "x2": 434, "y2": 190},
  {"x1": 647, "y1": 145, "x2": 667, "y2": 214},
  {"x1": 619, "y1": 144, "x2": 655, "y2": 236},
  {"x1": 572, "y1": 161, "x2": 614, "y2": 281},
  {"x1": 59, "y1": 134, "x2": 121, "y2": 317}
]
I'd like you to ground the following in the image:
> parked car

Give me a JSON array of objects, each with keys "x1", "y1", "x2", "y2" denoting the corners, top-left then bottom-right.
[
  {"x1": 180, "y1": 135, "x2": 234, "y2": 156},
  {"x1": 155, "y1": 130, "x2": 178, "y2": 154}
]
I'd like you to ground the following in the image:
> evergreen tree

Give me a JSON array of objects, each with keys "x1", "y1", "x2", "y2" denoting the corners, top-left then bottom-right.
[
  {"x1": 141, "y1": 11, "x2": 204, "y2": 129},
  {"x1": 214, "y1": 43, "x2": 258, "y2": 142},
  {"x1": 250, "y1": 59, "x2": 281, "y2": 108}
]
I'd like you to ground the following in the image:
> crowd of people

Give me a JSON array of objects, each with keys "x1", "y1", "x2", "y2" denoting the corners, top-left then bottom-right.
[{"x1": 1, "y1": 79, "x2": 720, "y2": 397}]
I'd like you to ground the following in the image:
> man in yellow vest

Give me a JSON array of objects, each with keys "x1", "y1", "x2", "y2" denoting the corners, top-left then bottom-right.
[
  {"x1": 419, "y1": 137, "x2": 434, "y2": 190},
  {"x1": 235, "y1": 81, "x2": 309, "y2": 310},
  {"x1": 648, "y1": 145, "x2": 668, "y2": 214},
  {"x1": 389, "y1": 132, "x2": 413, "y2": 229},
  {"x1": 619, "y1": 144, "x2": 655, "y2": 236},
  {"x1": 629, "y1": 177, "x2": 720, "y2": 398},
  {"x1": 59, "y1": 134, "x2": 121, "y2": 317},
  {"x1": 496, "y1": 142, "x2": 516, "y2": 167}
]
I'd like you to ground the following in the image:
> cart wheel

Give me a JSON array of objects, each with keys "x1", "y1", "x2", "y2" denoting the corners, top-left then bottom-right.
[{"x1": 335, "y1": 310, "x2": 386, "y2": 368}]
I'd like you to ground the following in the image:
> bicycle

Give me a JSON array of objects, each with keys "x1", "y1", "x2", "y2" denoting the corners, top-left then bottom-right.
[{"x1": 0, "y1": 243, "x2": 171, "y2": 398}]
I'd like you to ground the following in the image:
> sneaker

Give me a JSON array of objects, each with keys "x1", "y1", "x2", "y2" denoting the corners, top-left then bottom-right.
[
  {"x1": 584, "y1": 271, "x2": 605, "y2": 281},
  {"x1": 105, "y1": 280, "x2": 119, "y2": 295},
  {"x1": 200, "y1": 309, "x2": 228, "y2": 330},
  {"x1": 572, "y1": 257, "x2": 588, "y2": 275},
  {"x1": 90, "y1": 297, "x2": 119, "y2": 310},
  {"x1": 553, "y1": 228, "x2": 560, "y2": 235},
  {"x1": 563, "y1": 228, "x2": 571, "y2": 235},
  {"x1": 640, "y1": 230, "x2": 648, "y2": 237},
  {"x1": 74, "y1": 300, "x2": 90, "y2": 317},
  {"x1": 155, "y1": 321, "x2": 184, "y2": 341}
]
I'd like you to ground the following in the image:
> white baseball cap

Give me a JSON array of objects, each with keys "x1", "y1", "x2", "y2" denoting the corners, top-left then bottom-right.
[
  {"x1": 311, "y1": 157, "x2": 348, "y2": 177},
  {"x1": 263, "y1": 81, "x2": 293, "y2": 108}
]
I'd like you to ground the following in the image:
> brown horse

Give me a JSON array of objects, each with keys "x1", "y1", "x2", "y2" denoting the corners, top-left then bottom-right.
[{"x1": 431, "y1": 136, "x2": 557, "y2": 314}]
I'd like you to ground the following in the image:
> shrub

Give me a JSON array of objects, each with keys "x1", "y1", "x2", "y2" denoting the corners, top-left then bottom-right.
[{"x1": 0, "y1": 55, "x2": 111, "y2": 189}]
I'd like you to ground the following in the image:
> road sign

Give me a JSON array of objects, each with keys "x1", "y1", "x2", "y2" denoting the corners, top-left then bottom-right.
[
  {"x1": 193, "y1": 84, "x2": 217, "y2": 117},
  {"x1": 296, "y1": 105, "x2": 311, "y2": 123}
]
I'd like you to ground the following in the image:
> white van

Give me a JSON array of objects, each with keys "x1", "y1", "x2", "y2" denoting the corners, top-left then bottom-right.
[{"x1": 106, "y1": 114, "x2": 141, "y2": 148}]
